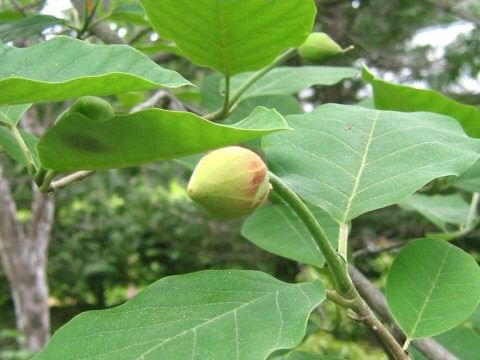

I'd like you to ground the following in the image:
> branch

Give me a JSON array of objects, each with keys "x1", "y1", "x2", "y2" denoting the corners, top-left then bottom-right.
[
  {"x1": 71, "y1": 0, "x2": 125, "y2": 44},
  {"x1": 0, "y1": 165, "x2": 26, "y2": 279},
  {"x1": 423, "y1": 0, "x2": 480, "y2": 27},
  {"x1": 49, "y1": 171, "x2": 93, "y2": 191},
  {"x1": 348, "y1": 266, "x2": 459, "y2": 360}
]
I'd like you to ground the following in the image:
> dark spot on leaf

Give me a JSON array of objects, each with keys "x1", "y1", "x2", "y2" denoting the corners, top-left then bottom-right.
[{"x1": 62, "y1": 134, "x2": 107, "y2": 153}]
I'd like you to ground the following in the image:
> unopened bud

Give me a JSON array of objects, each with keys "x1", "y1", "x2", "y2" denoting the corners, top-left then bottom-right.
[
  {"x1": 298, "y1": 32, "x2": 351, "y2": 63},
  {"x1": 188, "y1": 146, "x2": 270, "y2": 218}
]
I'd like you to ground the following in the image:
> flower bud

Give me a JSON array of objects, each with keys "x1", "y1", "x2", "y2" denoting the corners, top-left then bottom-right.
[
  {"x1": 298, "y1": 32, "x2": 347, "y2": 63},
  {"x1": 188, "y1": 146, "x2": 270, "y2": 218}
]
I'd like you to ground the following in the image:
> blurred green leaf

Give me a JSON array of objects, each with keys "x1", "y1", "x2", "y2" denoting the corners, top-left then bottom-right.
[
  {"x1": 0, "y1": 14, "x2": 64, "y2": 41},
  {"x1": 399, "y1": 194, "x2": 470, "y2": 231},
  {"x1": 453, "y1": 159, "x2": 480, "y2": 193},
  {"x1": 0, "y1": 127, "x2": 38, "y2": 167},
  {"x1": 0, "y1": 104, "x2": 30, "y2": 126},
  {"x1": 363, "y1": 67, "x2": 480, "y2": 138},
  {"x1": 228, "y1": 66, "x2": 358, "y2": 101}
]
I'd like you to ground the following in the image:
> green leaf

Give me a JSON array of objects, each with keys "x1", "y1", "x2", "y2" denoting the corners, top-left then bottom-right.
[
  {"x1": 35, "y1": 270, "x2": 325, "y2": 360},
  {"x1": 242, "y1": 204, "x2": 338, "y2": 267},
  {"x1": 108, "y1": 3, "x2": 149, "y2": 26},
  {"x1": 263, "y1": 104, "x2": 480, "y2": 222},
  {"x1": 274, "y1": 352, "x2": 338, "y2": 360},
  {"x1": 278, "y1": 351, "x2": 338, "y2": 360},
  {"x1": 37, "y1": 104, "x2": 290, "y2": 171},
  {"x1": 453, "y1": 158, "x2": 480, "y2": 193},
  {"x1": 0, "y1": 36, "x2": 190, "y2": 105},
  {"x1": 471, "y1": 305, "x2": 480, "y2": 334},
  {"x1": 0, "y1": 14, "x2": 64, "y2": 42},
  {"x1": 139, "y1": 0, "x2": 317, "y2": 75},
  {"x1": 0, "y1": 127, "x2": 38, "y2": 166},
  {"x1": 200, "y1": 73, "x2": 224, "y2": 112},
  {"x1": 0, "y1": 104, "x2": 31, "y2": 126},
  {"x1": 202, "y1": 67, "x2": 356, "y2": 113},
  {"x1": 434, "y1": 327, "x2": 480, "y2": 360},
  {"x1": 386, "y1": 238, "x2": 480, "y2": 339},
  {"x1": 228, "y1": 66, "x2": 358, "y2": 101},
  {"x1": 227, "y1": 96, "x2": 301, "y2": 123},
  {"x1": 362, "y1": 67, "x2": 480, "y2": 138},
  {"x1": 399, "y1": 194, "x2": 470, "y2": 231}
]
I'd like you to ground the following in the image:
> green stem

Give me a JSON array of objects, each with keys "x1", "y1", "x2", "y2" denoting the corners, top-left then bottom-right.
[
  {"x1": 228, "y1": 48, "x2": 296, "y2": 109},
  {"x1": 269, "y1": 172, "x2": 409, "y2": 360},
  {"x1": 465, "y1": 192, "x2": 479, "y2": 231},
  {"x1": 338, "y1": 222, "x2": 349, "y2": 260},
  {"x1": 10, "y1": 125, "x2": 36, "y2": 177},
  {"x1": 269, "y1": 172, "x2": 354, "y2": 296},
  {"x1": 221, "y1": 75, "x2": 231, "y2": 117},
  {"x1": 78, "y1": 0, "x2": 100, "y2": 38},
  {"x1": 207, "y1": 48, "x2": 296, "y2": 121},
  {"x1": 39, "y1": 170, "x2": 55, "y2": 193}
]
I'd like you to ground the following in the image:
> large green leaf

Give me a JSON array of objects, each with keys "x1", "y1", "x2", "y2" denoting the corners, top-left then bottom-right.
[
  {"x1": 35, "y1": 270, "x2": 325, "y2": 360},
  {"x1": 37, "y1": 104, "x2": 290, "y2": 171},
  {"x1": 399, "y1": 194, "x2": 470, "y2": 231},
  {"x1": 0, "y1": 14, "x2": 64, "y2": 41},
  {"x1": 386, "y1": 238, "x2": 480, "y2": 339},
  {"x1": 0, "y1": 104, "x2": 30, "y2": 126},
  {"x1": 0, "y1": 36, "x2": 190, "y2": 105},
  {"x1": 263, "y1": 104, "x2": 480, "y2": 223},
  {"x1": 363, "y1": 67, "x2": 480, "y2": 138},
  {"x1": 140, "y1": 0, "x2": 316, "y2": 75},
  {"x1": 228, "y1": 66, "x2": 358, "y2": 101},
  {"x1": 242, "y1": 204, "x2": 338, "y2": 267}
]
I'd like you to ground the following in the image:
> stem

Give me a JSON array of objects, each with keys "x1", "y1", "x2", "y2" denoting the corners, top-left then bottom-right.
[
  {"x1": 50, "y1": 171, "x2": 93, "y2": 191},
  {"x1": 10, "y1": 126, "x2": 36, "y2": 177},
  {"x1": 207, "y1": 48, "x2": 296, "y2": 121},
  {"x1": 39, "y1": 170, "x2": 55, "y2": 193},
  {"x1": 228, "y1": 48, "x2": 296, "y2": 109},
  {"x1": 403, "y1": 338, "x2": 411, "y2": 351},
  {"x1": 78, "y1": 0, "x2": 100, "y2": 38},
  {"x1": 269, "y1": 172, "x2": 409, "y2": 360},
  {"x1": 338, "y1": 222, "x2": 349, "y2": 260},
  {"x1": 269, "y1": 172, "x2": 353, "y2": 296},
  {"x1": 465, "y1": 192, "x2": 479, "y2": 231},
  {"x1": 221, "y1": 75, "x2": 231, "y2": 117}
]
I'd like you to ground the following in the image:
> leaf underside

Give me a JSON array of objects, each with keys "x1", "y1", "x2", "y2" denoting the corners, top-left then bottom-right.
[
  {"x1": 263, "y1": 104, "x2": 480, "y2": 222},
  {"x1": 35, "y1": 270, "x2": 325, "y2": 360}
]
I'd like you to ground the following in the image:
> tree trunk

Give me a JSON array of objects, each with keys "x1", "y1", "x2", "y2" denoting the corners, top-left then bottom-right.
[{"x1": 0, "y1": 167, "x2": 55, "y2": 352}]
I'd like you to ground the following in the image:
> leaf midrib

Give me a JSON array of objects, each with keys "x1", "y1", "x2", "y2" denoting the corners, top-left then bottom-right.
[
  {"x1": 407, "y1": 247, "x2": 452, "y2": 338},
  {"x1": 343, "y1": 110, "x2": 380, "y2": 222}
]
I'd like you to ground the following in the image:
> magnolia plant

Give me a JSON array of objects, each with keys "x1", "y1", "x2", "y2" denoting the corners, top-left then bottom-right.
[{"x1": 0, "y1": 1, "x2": 480, "y2": 360}]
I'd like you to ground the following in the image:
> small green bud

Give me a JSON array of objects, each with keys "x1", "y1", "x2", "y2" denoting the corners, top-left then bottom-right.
[
  {"x1": 60, "y1": 96, "x2": 115, "y2": 122},
  {"x1": 188, "y1": 146, "x2": 270, "y2": 218},
  {"x1": 298, "y1": 32, "x2": 349, "y2": 63}
]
